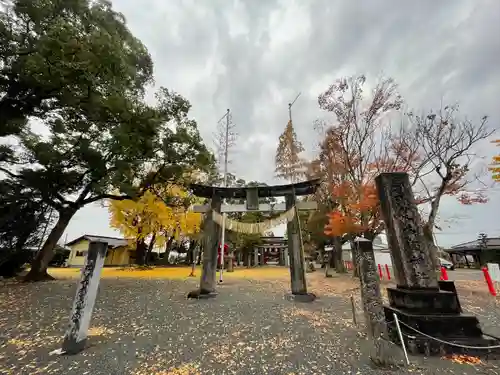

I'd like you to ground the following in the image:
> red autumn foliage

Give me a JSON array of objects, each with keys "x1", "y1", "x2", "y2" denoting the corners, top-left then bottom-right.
[{"x1": 324, "y1": 180, "x2": 381, "y2": 238}]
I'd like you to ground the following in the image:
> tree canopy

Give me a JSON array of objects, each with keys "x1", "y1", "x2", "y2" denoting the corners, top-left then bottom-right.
[
  {"x1": 0, "y1": 0, "x2": 214, "y2": 280},
  {"x1": 301, "y1": 75, "x2": 492, "y2": 273},
  {"x1": 108, "y1": 184, "x2": 203, "y2": 249},
  {"x1": 0, "y1": 0, "x2": 153, "y2": 137}
]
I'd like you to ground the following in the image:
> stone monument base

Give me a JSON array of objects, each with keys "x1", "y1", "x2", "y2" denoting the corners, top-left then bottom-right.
[
  {"x1": 384, "y1": 281, "x2": 500, "y2": 358},
  {"x1": 284, "y1": 292, "x2": 316, "y2": 302},
  {"x1": 187, "y1": 290, "x2": 218, "y2": 299}
]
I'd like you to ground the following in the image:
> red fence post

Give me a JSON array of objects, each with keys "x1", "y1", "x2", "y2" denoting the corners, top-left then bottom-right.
[
  {"x1": 483, "y1": 266, "x2": 497, "y2": 296},
  {"x1": 385, "y1": 264, "x2": 391, "y2": 280},
  {"x1": 440, "y1": 266, "x2": 449, "y2": 281},
  {"x1": 378, "y1": 264, "x2": 383, "y2": 279}
]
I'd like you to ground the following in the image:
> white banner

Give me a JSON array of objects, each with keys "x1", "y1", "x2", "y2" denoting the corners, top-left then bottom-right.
[{"x1": 487, "y1": 263, "x2": 500, "y2": 282}]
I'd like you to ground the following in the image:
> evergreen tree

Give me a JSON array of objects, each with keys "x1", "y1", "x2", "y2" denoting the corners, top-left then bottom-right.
[{"x1": 0, "y1": 0, "x2": 214, "y2": 281}]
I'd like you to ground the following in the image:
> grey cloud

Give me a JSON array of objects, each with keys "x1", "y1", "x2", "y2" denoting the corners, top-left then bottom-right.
[{"x1": 64, "y1": 0, "x2": 500, "y2": 246}]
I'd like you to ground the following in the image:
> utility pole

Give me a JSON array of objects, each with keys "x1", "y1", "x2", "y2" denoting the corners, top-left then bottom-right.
[
  {"x1": 287, "y1": 92, "x2": 301, "y2": 184},
  {"x1": 219, "y1": 108, "x2": 230, "y2": 283},
  {"x1": 214, "y1": 109, "x2": 236, "y2": 283},
  {"x1": 288, "y1": 92, "x2": 301, "y2": 124}
]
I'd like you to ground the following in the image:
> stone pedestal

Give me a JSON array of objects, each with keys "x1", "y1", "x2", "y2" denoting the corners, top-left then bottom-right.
[
  {"x1": 188, "y1": 196, "x2": 221, "y2": 299},
  {"x1": 61, "y1": 241, "x2": 108, "y2": 354},
  {"x1": 284, "y1": 193, "x2": 315, "y2": 302},
  {"x1": 376, "y1": 172, "x2": 499, "y2": 357}
]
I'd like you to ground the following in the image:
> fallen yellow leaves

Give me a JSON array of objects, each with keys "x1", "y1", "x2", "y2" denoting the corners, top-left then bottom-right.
[
  {"x1": 88, "y1": 326, "x2": 115, "y2": 336},
  {"x1": 441, "y1": 354, "x2": 482, "y2": 365},
  {"x1": 47, "y1": 265, "x2": 293, "y2": 281},
  {"x1": 132, "y1": 362, "x2": 200, "y2": 375},
  {"x1": 6, "y1": 338, "x2": 30, "y2": 348}
]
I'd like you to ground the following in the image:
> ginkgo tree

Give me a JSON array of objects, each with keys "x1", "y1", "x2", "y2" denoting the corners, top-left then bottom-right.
[
  {"x1": 108, "y1": 184, "x2": 203, "y2": 265},
  {"x1": 490, "y1": 139, "x2": 500, "y2": 182}
]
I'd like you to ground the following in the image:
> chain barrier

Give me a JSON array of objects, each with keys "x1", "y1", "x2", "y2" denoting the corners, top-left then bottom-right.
[{"x1": 386, "y1": 318, "x2": 500, "y2": 350}]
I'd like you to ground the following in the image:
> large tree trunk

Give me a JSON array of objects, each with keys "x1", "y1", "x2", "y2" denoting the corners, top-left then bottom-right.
[
  {"x1": 135, "y1": 239, "x2": 147, "y2": 266},
  {"x1": 165, "y1": 236, "x2": 175, "y2": 259},
  {"x1": 187, "y1": 240, "x2": 197, "y2": 265},
  {"x1": 24, "y1": 208, "x2": 76, "y2": 282},
  {"x1": 422, "y1": 223, "x2": 440, "y2": 271},
  {"x1": 145, "y1": 234, "x2": 156, "y2": 265}
]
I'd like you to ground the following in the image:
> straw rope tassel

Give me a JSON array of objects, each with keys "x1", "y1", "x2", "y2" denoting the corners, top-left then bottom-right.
[{"x1": 211, "y1": 208, "x2": 296, "y2": 234}]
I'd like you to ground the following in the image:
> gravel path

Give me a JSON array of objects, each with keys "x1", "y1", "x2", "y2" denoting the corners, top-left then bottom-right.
[{"x1": 0, "y1": 277, "x2": 499, "y2": 375}]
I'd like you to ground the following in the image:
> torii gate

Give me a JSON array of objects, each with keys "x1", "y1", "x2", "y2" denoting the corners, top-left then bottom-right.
[{"x1": 187, "y1": 179, "x2": 320, "y2": 302}]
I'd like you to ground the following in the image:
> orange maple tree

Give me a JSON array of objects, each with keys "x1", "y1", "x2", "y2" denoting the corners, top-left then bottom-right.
[
  {"x1": 315, "y1": 75, "x2": 408, "y2": 241},
  {"x1": 317, "y1": 76, "x2": 491, "y2": 251},
  {"x1": 324, "y1": 181, "x2": 380, "y2": 238},
  {"x1": 489, "y1": 139, "x2": 500, "y2": 182}
]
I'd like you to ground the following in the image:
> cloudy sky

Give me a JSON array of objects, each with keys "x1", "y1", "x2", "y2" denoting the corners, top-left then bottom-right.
[{"x1": 64, "y1": 0, "x2": 500, "y2": 247}]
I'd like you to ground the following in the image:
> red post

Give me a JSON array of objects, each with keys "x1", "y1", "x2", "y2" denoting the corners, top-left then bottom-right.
[
  {"x1": 483, "y1": 266, "x2": 497, "y2": 296},
  {"x1": 378, "y1": 264, "x2": 383, "y2": 279},
  {"x1": 440, "y1": 266, "x2": 449, "y2": 281},
  {"x1": 385, "y1": 264, "x2": 391, "y2": 280}
]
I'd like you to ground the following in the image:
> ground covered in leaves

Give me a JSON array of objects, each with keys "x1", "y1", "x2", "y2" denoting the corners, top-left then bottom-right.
[{"x1": 0, "y1": 267, "x2": 499, "y2": 375}]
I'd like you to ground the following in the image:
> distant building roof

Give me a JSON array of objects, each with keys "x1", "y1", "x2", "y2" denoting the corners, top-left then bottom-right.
[
  {"x1": 66, "y1": 235, "x2": 129, "y2": 249},
  {"x1": 260, "y1": 236, "x2": 286, "y2": 244},
  {"x1": 449, "y1": 237, "x2": 500, "y2": 252}
]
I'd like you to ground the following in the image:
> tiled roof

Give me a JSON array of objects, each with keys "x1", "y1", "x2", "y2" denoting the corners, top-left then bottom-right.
[
  {"x1": 450, "y1": 237, "x2": 500, "y2": 250},
  {"x1": 66, "y1": 235, "x2": 130, "y2": 248}
]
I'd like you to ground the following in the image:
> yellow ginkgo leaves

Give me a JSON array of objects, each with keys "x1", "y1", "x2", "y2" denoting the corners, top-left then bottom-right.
[{"x1": 108, "y1": 184, "x2": 203, "y2": 248}]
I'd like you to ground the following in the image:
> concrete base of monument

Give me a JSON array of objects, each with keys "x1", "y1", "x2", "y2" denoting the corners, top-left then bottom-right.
[
  {"x1": 384, "y1": 282, "x2": 500, "y2": 358},
  {"x1": 284, "y1": 292, "x2": 317, "y2": 302},
  {"x1": 186, "y1": 290, "x2": 218, "y2": 299}
]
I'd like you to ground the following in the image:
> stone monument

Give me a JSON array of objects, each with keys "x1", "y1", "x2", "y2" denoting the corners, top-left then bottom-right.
[
  {"x1": 58, "y1": 241, "x2": 108, "y2": 355},
  {"x1": 376, "y1": 172, "x2": 500, "y2": 357},
  {"x1": 354, "y1": 238, "x2": 403, "y2": 366}
]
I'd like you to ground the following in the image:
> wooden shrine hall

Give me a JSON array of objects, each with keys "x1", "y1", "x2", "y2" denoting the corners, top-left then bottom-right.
[{"x1": 253, "y1": 236, "x2": 289, "y2": 266}]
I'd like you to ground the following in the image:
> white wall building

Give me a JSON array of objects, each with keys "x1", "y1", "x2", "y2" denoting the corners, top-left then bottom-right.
[{"x1": 341, "y1": 235, "x2": 393, "y2": 266}]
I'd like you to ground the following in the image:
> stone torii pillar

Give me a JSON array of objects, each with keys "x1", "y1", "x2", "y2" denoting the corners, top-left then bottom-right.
[
  {"x1": 284, "y1": 192, "x2": 315, "y2": 302},
  {"x1": 188, "y1": 195, "x2": 222, "y2": 299}
]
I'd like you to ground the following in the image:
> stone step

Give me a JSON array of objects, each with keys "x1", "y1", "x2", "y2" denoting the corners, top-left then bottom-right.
[
  {"x1": 387, "y1": 287, "x2": 461, "y2": 314},
  {"x1": 384, "y1": 306, "x2": 484, "y2": 338}
]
